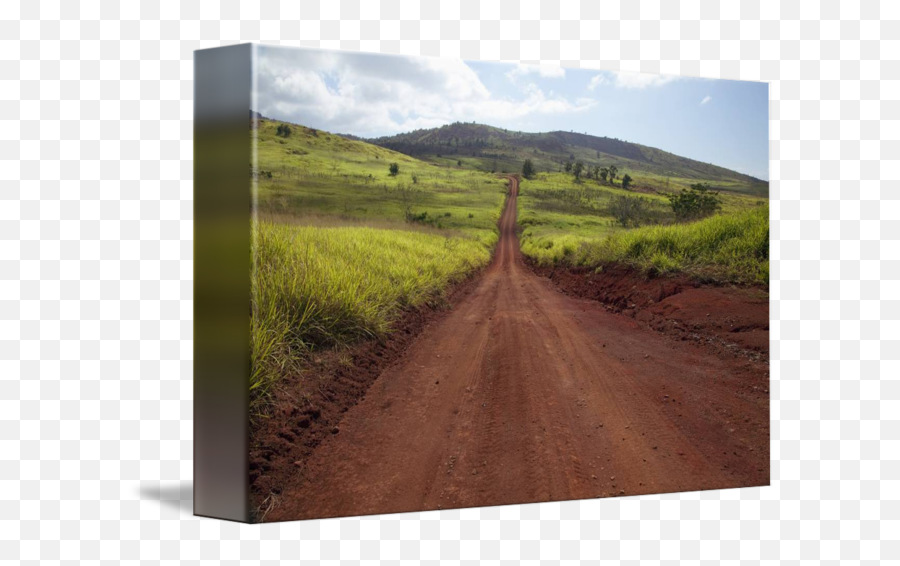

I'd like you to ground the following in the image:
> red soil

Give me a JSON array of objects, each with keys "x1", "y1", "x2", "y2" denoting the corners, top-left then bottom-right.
[
  {"x1": 249, "y1": 274, "x2": 482, "y2": 515},
  {"x1": 256, "y1": 176, "x2": 770, "y2": 522},
  {"x1": 530, "y1": 263, "x2": 769, "y2": 361}
]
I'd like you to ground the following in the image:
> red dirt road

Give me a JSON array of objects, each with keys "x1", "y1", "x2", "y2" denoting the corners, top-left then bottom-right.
[{"x1": 264, "y1": 177, "x2": 769, "y2": 522}]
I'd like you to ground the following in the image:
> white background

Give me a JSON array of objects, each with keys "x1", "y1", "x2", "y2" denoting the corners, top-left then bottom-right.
[{"x1": 1, "y1": 0, "x2": 898, "y2": 563}]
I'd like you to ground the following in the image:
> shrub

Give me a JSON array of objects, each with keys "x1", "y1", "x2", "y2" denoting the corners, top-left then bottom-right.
[
  {"x1": 522, "y1": 159, "x2": 536, "y2": 179},
  {"x1": 607, "y1": 195, "x2": 651, "y2": 228},
  {"x1": 572, "y1": 161, "x2": 584, "y2": 181},
  {"x1": 667, "y1": 183, "x2": 722, "y2": 221}
]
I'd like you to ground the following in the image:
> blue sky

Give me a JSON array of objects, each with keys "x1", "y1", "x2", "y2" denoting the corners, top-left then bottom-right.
[{"x1": 256, "y1": 47, "x2": 769, "y2": 180}]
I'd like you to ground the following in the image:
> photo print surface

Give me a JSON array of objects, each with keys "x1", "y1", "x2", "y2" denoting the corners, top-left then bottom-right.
[{"x1": 245, "y1": 45, "x2": 769, "y2": 522}]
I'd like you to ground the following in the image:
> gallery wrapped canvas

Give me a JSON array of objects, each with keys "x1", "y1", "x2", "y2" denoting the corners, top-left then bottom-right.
[{"x1": 195, "y1": 44, "x2": 769, "y2": 523}]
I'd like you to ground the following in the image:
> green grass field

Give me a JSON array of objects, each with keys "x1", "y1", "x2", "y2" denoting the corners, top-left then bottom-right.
[
  {"x1": 254, "y1": 120, "x2": 507, "y2": 244},
  {"x1": 250, "y1": 120, "x2": 507, "y2": 408},
  {"x1": 249, "y1": 118, "x2": 768, "y2": 409},
  {"x1": 525, "y1": 201, "x2": 769, "y2": 285},
  {"x1": 518, "y1": 172, "x2": 632, "y2": 262},
  {"x1": 250, "y1": 221, "x2": 491, "y2": 402},
  {"x1": 517, "y1": 171, "x2": 768, "y2": 284}
]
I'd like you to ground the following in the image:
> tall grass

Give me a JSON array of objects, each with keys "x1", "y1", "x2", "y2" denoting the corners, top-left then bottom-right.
[
  {"x1": 250, "y1": 221, "x2": 492, "y2": 404},
  {"x1": 521, "y1": 233, "x2": 595, "y2": 263},
  {"x1": 525, "y1": 205, "x2": 769, "y2": 285},
  {"x1": 248, "y1": 120, "x2": 508, "y2": 408}
]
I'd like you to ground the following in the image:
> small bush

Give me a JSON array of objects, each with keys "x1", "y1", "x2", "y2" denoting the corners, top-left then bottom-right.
[
  {"x1": 667, "y1": 183, "x2": 722, "y2": 221},
  {"x1": 276, "y1": 124, "x2": 292, "y2": 137},
  {"x1": 406, "y1": 211, "x2": 429, "y2": 223},
  {"x1": 607, "y1": 195, "x2": 651, "y2": 228}
]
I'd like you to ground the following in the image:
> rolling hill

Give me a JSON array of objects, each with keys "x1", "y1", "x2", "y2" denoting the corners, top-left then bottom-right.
[{"x1": 369, "y1": 122, "x2": 768, "y2": 198}]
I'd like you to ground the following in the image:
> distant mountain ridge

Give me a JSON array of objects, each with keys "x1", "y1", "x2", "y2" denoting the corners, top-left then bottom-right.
[
  {"x1": 248, "y1": 113, "x2": 767, "y2": 197},
  {"x1": 368, "y1": 122, "x2": 767, "y2": 196}
]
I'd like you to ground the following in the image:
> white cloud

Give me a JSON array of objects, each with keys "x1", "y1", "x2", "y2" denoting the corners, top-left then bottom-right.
[
  {"x1": 505, "y1": 63, "x2": 566, "y2": 81},
  {"x1": 255, "y1": 48, "x2": 590, "y2": 136},
  {"x1": 700, "y1": 95, "x2": 712, "y2": 105},
  {"x1": 587, "y1": 70, "x2": 681, "y2": 90},
  {"x1": 587, "y1": 74, "x2": 610, "y2": 91}
]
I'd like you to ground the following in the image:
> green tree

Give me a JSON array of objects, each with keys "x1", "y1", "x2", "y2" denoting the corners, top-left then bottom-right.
[
  {"x1": 276, "y1": 124, "x2": 292, "y2": 137},
  {"x1": 608, "y1": 165, "x2": 618, "y2": 185},
  {"x1": 522, "y1": 159, "x2": 536, "y2": 179},
  {"x1": 599, "y1": 167, "x2": 609, "y2": 184},
  {"x1": 667, "y1": 183, "x2": 722, "y2": 221},
  {"x1": 608, "y1": 195, "x2": 650, "y2": 228},
  {"x1": 564, "y1": 161, "x2": 573, "y2": 173},
  {"x1": 573, "y1": 161, "x2": 585, "y2": 181},
  {"x1": 621, "y1": 174, "x2": 633, "y2": 190},
  {"x1": 389, "y1": 162, "x2": 400, "y2": 176}
]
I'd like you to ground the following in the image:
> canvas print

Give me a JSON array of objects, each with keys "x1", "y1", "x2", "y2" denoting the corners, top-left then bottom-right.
[{"x1": 241, "y1": 46, "x2": 769, "y2": 522}]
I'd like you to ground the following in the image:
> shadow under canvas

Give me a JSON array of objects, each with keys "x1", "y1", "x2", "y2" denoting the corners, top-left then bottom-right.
[{"x1": 139, "y1": 481, "x2": 194, "y2": 516}]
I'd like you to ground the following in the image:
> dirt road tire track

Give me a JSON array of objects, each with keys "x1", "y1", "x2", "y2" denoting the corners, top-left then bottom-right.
[{"x1": 264, "y1": 176, "x2": 769, "y2": 522}]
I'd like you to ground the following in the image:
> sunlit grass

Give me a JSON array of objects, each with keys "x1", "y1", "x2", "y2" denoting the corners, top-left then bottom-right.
[
  {"x1": 527, "y1": 204, "x2": 769, "y2": 285},
  {"x1": 516, "y1": 172, "x2": 768, "y2": 284},
  {"x1": 250, "y1": 221, "x2": 492, "y2": 405},
  {"x1": 249, "y1": 120, "x2": 506, "y2": 407}
]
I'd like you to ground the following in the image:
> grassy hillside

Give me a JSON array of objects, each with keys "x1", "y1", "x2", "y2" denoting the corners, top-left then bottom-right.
[
  {"x1": 254, "y1": 120, "x2": 507, "y2": 243},
  {"x1": 517, "y1": 170, "x2": 765, "y2": 271},
  {"x1": 518, "y1": 172, "x2": 669, "y2": 261},
  {"x1": 250, "y1": 119, "x2": 508, "y2": 409},
  {"x1": 370, "y1": 122, "x2": 769, "y2": 198},
  {"x1": 526, "y1": 201, "x2": 769, "y2": 285}
]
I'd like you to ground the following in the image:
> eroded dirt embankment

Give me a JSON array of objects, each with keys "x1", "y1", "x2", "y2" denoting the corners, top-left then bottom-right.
[{"x1": 527, "y1": 262, "x2": 769, "y2": 362}]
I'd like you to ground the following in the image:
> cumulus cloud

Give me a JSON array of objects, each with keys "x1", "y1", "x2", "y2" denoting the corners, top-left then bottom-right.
[
  {"x1": 505, "y1": 63, "x2": 566, "y2": 81},
  {"x1": 587, "y1": 70, "x2": 681, "y2": 90},
  {"x1": 700, "y1": 95, "x2": 712, "y2": 105},
  {"x1": 255, "y1": 48, "x2": 590, "y2": 137}
]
